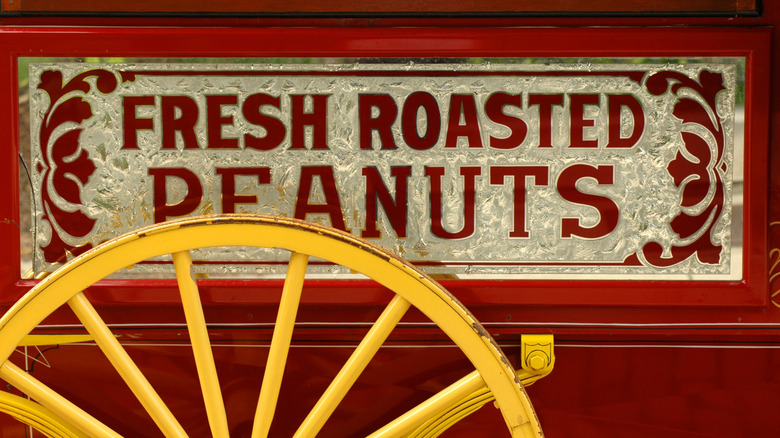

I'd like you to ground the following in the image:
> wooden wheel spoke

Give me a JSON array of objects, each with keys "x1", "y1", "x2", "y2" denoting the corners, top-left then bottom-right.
[
  {"x1": 173, "y1": 250, "x2": 229, "y2": 438},
  {"x1": 67, "y1": 292, "x2": 188, "y2": 438},
  {"x1": 0, "y1": 360, "x2": 121, "y2": 438},
  {"x1": 294, "y1": 294, "x2": 411, "y2": 438},
  {"x1": 251, "y1": 251, "x2": 309, "y2": 438}
]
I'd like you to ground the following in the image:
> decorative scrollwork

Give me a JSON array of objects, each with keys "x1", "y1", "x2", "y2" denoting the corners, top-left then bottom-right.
[
  {"x1": 770, "y1": 222, "x2": 780, "y2": 308},
  {"x1": 37, "y1": 69, "x2": 118, "y2": 263},
  {"x1": 639, "y1": 70, "x2": 727, "y2": 268}
]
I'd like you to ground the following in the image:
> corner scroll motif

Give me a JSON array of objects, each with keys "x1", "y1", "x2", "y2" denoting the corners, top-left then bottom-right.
[
  {"x1": 770, "y1": 222, "x2": 780, "y2": 308},
  {"x1": 640, "y1": 70, "x2": 728, "y2": 268},
  {"x1": 37, "y1": 69, "x2": 119, "y2": 263}
]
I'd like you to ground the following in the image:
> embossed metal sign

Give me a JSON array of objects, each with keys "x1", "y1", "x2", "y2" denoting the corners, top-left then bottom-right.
[{"x1": 23, "y1": 58, "x2": 743, "y2": 279}]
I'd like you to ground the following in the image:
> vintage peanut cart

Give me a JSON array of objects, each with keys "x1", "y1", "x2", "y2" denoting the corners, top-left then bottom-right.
[{"x1": 0, "y1": 1, "x2": 778, "y2": 437}]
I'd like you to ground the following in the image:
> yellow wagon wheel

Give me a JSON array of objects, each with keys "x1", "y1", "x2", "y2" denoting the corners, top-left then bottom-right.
[{"x1": 0, "y1": 214, "x2": 543, "y2": 437}]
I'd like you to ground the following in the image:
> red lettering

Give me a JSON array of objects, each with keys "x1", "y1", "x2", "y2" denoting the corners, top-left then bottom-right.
[
  {"x1": 294, "y1": 166, "x2": 347, "y2": 231},
  {"x1": 607, "y1": 94, "x2": 645, "y2": 148},
  {"x1": 148, "y1": 167, "x2": 203, "y2": 223},
  {"x1": 402, "y1": 92, "x2": 441, "y2": 150},
  {"x1": 290, "y1": 94, "x2": 330, "y2": 150},
  {"x1": 122, "y1": 96, "x2": 155, "y2": 149},
  {"x1": 445, "y1": 94, "x2": 482, "y2": 148},
  {"x1": 362, "y1": 166, "x2": 411, "y2": 238},
  {"x1": 489, "y1": 166, "x2": 549, "y2": 238},
  {"x1": 243, "y1": 93, "x2": 286, "y2": 151},
  {"x1": 485, "y1": 92, "x2": 527, "y2": 149},
  {"x1": 161, "y1": 96, "x2": 200, "y2": 150},
  {"x1": 426, "y1": 166, "x2": 480, "y2": 239},
  {"x1": 216, "y1": 167, "x2": 271, "y2": 213},
  {"x1": 528, "y1": 94, "x2": 564, "y2": 148},
  {"x1": 359, "y1": 94, "x2": 398, "y2": 150},
  {"x1": 569, "y1": 94, "x2": 600, "y2": 148},
  {"x1": 557, "y1": 164, "x2": 619, "y2": 239},
  {"x1": 206, "y1": 95, "x2": 239, "y2": 149}
]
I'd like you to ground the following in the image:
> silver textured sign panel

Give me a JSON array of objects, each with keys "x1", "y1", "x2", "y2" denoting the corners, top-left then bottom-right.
[{"x1": 23, "y1": 59, "x2": 744, "y2": 279}]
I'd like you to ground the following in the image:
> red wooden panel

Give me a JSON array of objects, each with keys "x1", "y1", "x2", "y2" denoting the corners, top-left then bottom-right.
[
  {"x1": 0, "y1": 26, "x2": 770, "y2": 312},
  {"x1": 0, "y1": 23, "x2": 775, "y2": 438}
]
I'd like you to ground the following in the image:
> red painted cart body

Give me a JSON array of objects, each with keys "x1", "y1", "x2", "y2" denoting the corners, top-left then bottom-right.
[{"x1": 0, "y1": 2, "x2": 779, "y2": 436}]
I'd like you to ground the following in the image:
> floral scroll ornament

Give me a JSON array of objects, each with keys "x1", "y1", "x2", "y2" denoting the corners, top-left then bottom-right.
[
  {"x1": 36, "y1": 69, "x2": 118, "y2": 264},
  {"x1": 639, "y1": 70, "x2": 728, "y2": 268},
  {"x1": 770, "y1": 222, "x2": 780, "y2": 308}
]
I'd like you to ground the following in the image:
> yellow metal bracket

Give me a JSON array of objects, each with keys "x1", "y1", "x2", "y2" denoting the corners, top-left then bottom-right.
[{"x1": 519, "y1": 334, "x2": 555, "y2": 384}]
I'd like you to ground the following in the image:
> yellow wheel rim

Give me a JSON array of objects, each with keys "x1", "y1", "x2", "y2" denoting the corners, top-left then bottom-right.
[{"x1": 0, "y1": 214, "x2": 542, "y2": 437}]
